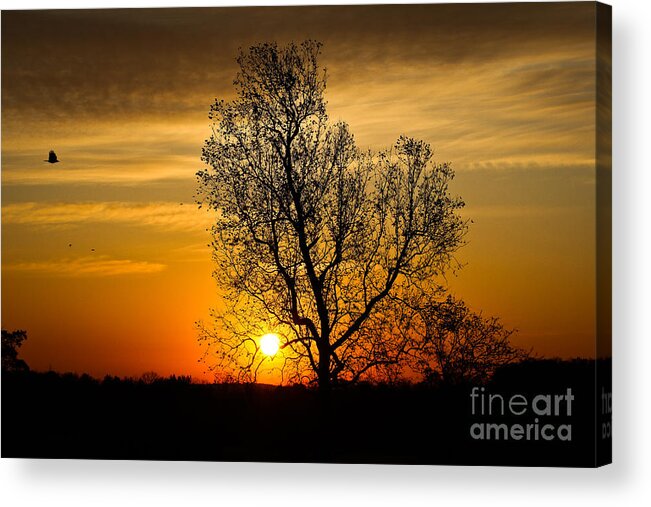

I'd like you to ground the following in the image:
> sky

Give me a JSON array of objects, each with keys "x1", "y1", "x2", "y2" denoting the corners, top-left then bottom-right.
[{"x1": 1, "y1": 3, "x2": 604, "y2": 380}]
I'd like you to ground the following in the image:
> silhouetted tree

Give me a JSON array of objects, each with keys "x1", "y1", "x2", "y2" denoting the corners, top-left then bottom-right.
[
  {"x1": 2, "y1": 329, "x2": 29, "y2": 373},
  {"x1": 140, "y1": 371, "x2": 161, "y2": 385},
  {"x1": 197, "y1": 41, "x2": 467, "y2": 389},
  {"x1": 412, "y1": 296, "x2": 529, "y2": 385}
]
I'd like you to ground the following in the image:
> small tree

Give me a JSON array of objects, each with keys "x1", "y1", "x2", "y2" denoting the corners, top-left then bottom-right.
[
  {"x1": 140, "y1": 371, "x2": 161, "y2": 385},
  {"x1": 412, "y1": 296, "x2": 529, "y2": 385},
  {"x1": 197, "y1": 40, "x2": 467, "y2": 389},
  {"x1": 2, "y1": 329, "x2": 29, "y2": 373}
]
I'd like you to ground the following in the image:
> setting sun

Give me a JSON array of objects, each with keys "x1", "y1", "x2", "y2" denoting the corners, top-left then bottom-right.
[{"x1": 260, "y1": 333, "x2": 280, "y2": 356}]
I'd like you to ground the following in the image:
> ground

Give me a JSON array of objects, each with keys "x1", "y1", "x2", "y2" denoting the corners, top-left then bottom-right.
[{"x1": 1, "y1": 359, "x2": 610, "y2": 466}]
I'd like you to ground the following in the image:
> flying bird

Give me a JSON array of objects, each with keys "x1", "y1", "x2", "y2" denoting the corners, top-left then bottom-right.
[{"x1": 44, "y1": 150, "x2": 60, "y2": 164}]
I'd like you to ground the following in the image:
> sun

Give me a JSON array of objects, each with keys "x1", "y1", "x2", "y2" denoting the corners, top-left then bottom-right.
[{"x1": 260, "y1": 333, "x2": 280, "y2": 356}]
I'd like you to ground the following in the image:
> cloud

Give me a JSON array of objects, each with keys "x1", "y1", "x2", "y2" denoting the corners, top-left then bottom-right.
[
  {"x1": 324, "y1": 44, "x2": 597, "y2": 174},
  {"x1": 2, "y1": 3, "x2": 597, "y2": 125},
  {"x1": 5, "y1": 256, "x2": 167, "y2": 277},
  {"x1": 1, "y1": 201, "x2": 214, "y2": 231},
  {"x1": 1, "y1": 4, "x2": 598, "y2": 193},
  {"x1": 1, "y1": 121, "x2": 206, "y2": 186},
  {"x1": 461, "y1": 204, "x2": 589, "y2": 220}
]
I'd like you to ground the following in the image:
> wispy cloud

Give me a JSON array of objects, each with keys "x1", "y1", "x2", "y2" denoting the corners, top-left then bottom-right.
[
  {"x1": 1, "y1": 121, "x2": 205, "y2": 186},
  {"x1": 461, "y1": 204, "x2": 590, "y2": 220},
  {"x1": 1, "y1": 4, "x2": 596, "y2": 125},
  {"x1": 2, "y1": 201, "x2": 214, "y2": 231},
  {"x1": 2, "y1": 4, "x2": 597, "y2": 181},
  {"x1": 5, "y1": 256, "x2": 167, "y2": 277},
  {"x1": 327, "y1": 48, "x2": 595, "y2": 172}
]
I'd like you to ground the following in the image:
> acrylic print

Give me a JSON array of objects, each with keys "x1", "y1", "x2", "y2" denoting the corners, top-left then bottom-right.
[{"x1": 1, "y1": 2, "x2": 611, "y2": 466}]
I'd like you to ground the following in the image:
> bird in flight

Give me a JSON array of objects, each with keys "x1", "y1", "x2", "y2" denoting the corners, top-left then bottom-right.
[{"x1": 44, "y1": 150, "x2": 60, "y2": 164}]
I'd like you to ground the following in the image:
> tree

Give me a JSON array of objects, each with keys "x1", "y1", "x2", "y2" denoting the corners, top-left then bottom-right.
[
  {"x1": 2, "y1": 329, "x2": 29, "y2": 373},
  {"x1": 197, "y1": 40, "x2": 467, "y2": 389},
  {"x1": 410, "y1": 296, "x2": 529, "y2": 385},
  {"x1": 140, "y1": 371, "x2": 161, "y2": 385}
]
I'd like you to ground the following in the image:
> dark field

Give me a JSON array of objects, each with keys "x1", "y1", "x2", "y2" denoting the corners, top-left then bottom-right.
[{"x1": 2, "y1": 359, "x2": 610, "y2": 467}]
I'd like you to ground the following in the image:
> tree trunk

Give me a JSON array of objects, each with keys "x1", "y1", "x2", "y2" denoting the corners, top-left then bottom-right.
[
  {"x1": 317, "y1": 340, "x2": 331, "y2": 391},
  {"x1": 316, "y1": 343, "x2": 333, "y2": 460}
]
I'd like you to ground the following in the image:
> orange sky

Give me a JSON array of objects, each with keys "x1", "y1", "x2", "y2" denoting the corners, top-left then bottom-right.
[{"x1": 1, "y1": 4, "x2": 602, "y2": 380}]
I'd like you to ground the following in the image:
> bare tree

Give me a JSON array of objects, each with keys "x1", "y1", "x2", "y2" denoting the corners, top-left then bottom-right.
[
  {"x1": 411, "y1": 296, "x2": 529, "y2": 385},
  {"x1": 197, "y1": 41, "x2": 467, "y2": 389}
]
